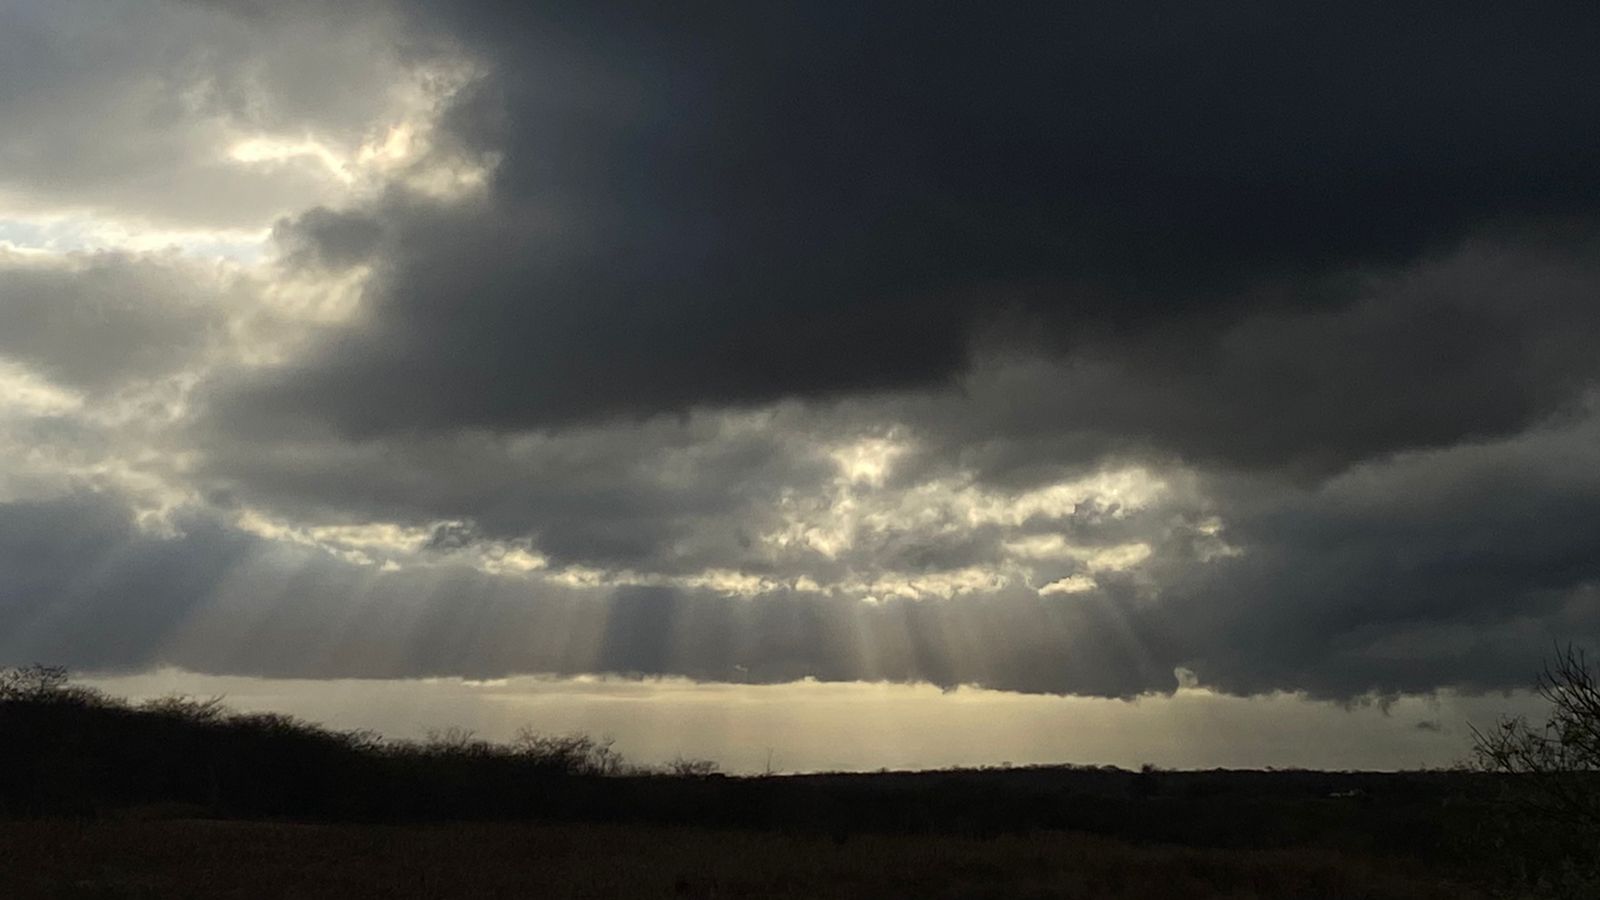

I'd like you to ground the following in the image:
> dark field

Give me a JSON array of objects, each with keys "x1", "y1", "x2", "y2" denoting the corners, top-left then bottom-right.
[{"x1": 0, "y1": 817, "x2": 1486, "y2": 900}]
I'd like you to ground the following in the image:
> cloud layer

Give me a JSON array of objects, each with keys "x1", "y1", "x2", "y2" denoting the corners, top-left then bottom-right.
[{"x1": 1, "y1": 1, "x2": 1598, "y2": 703}]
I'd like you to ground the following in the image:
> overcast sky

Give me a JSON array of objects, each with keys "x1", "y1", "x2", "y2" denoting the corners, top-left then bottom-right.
[{"x1": 3, "y1": 1, "x2": 1598, "y2": 769}]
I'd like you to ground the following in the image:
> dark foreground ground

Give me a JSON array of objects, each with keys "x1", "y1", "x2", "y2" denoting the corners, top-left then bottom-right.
[{"x1": 0, "y1": 817, "x2": 1486, "y2": 900}]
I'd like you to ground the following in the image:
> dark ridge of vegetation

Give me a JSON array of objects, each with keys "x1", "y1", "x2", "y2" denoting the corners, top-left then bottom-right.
[
  {"x1": 3, "y1": 662, "x2": 1598, "y2": 897},
  {"x1": 0, "y1": 664, "x2": 674, "y2": 822}
]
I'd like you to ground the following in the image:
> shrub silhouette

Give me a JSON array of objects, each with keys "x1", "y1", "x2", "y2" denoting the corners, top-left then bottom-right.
[
  {"x1": 1473, "y1": 645, "x2": 1600, "y2": 825},
  {"x1": 512, "y1": 729, "x2": 628, "y2": 776},
  {"x1": 666, "y1": 756, "x2": 721, "y2": 778},
  {"x1": 1470, "y1": 644, "x2": 1600, "y2": 897}
]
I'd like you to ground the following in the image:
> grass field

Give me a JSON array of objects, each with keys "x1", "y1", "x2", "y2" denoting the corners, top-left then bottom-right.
[{"x1": 0, "y1": 818, "x2": 1487, "y2": 900}]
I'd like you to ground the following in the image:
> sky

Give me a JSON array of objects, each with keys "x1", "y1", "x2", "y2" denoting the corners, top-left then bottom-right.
[{"x1": 2, "y1": 0, "x2": 1598, "y2": 772}]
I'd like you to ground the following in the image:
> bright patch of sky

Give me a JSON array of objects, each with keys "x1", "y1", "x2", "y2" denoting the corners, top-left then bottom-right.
[
  {"x1": 0, "y1": 212, "x2": 270, "y2": 262},
  {"x1": 82, "y1": 669, "x2": 1537, "y2": 774}
]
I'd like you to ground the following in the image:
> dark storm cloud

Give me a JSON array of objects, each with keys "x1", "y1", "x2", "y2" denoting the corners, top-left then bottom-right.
[
  {"x1": 1140, "y1": 409, "x2": 1600, "y2": 698},
  {"x1": 904, "y1": 233, "x2": 1600, "y2": 482},
  {"x1": 223, "y1": 1, "x2": 1600, "y2": 460}
]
